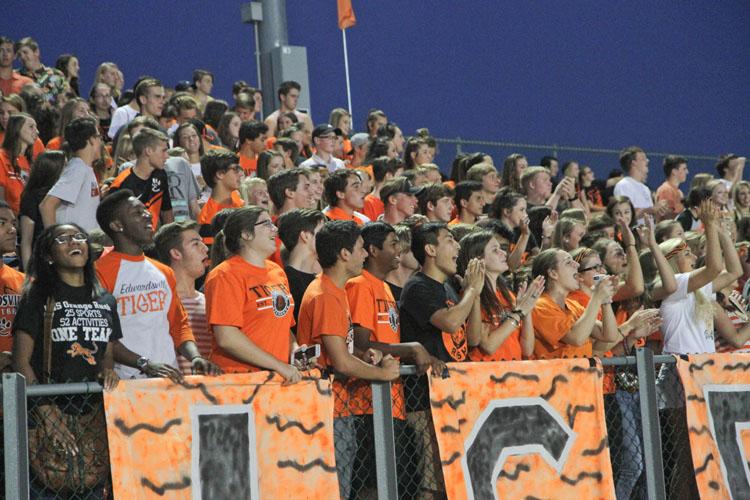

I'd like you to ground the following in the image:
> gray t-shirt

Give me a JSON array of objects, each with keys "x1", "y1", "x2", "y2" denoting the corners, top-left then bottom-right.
[
  {"x1": 164, "y1": 156, "x2": 199, "y2": 221},
  {"x1": 47, "y1": 157, "x2": 100, "y2": 231}
]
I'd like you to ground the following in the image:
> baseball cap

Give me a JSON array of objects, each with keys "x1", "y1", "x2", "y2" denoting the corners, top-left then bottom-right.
[
  {"x1": 379, "y1": 177, "x2": 421, "y2": 202},
  {"x1": 312, "y1": 124, "x2": 343, "y2": 140}
]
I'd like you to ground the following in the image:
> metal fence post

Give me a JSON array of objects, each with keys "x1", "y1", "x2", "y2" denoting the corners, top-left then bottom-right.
[
  {"x1": 4, "y1": 372, "x2": 30, "y2": 500},
  {"x1": 372, "y1": 380, "x2": 398, "y2": 500},
  {"x1": 636, "y1": 347, "x2": 666, "y2": 500}
]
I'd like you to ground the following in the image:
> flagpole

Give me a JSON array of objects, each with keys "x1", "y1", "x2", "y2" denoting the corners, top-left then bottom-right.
[{"x1": 342, "y1": 28, "x2": 353, "y2": 129}]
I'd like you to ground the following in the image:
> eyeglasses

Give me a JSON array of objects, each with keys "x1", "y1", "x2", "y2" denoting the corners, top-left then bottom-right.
[
  {"x1": 579, "y1": 263, "x2": 604, "y2": 273},
  {"x1": 53, "y1": 232, "x2": 88, "y2": 245},
  {"x1": 254, "y1": 219, "x2": 276, "y2": 230}
]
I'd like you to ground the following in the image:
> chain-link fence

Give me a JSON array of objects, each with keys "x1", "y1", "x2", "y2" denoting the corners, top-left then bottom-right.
[
  {"x1": 0, "y1": 352, "x2": 704, "y2": 499},
  {"x1": 432, "y1": 136, "x2": 720, "y2": 190},
  {"x1": 26, "y1": 391, "x2": 110, "y2": 499}
]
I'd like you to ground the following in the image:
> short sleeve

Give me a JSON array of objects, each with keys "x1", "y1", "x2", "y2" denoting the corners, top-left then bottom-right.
[
  {"x1": 159, "y1": 171, "x2": 172, "y2": 211},
  {"x1": 12, "y1": 293, "x2": 43, "y2": 339},
  {"x1": 102, "y1": 294, "x2": 123, "y2": 343},
  {"x1": 47, "y1": 164, "x2": 84, "y2": 204},
  {"x1": 400, "y1": 279, "x2": 446, "y2": 332},
  {"x1": 310, "y1": 294, "x2": 350, "y2": 339},
  {"x1": 662, "y1": 273, "x2": 690, "y2": 304},
  {"x1": 346, "y1": 281, "x2": 376, "y2": 332},
  {"x1": 532, "y1": 301, "x2": 576, "y2": 350},
  {"x1": 205, "y1": 270, "x2": 245, "y2": 329}
]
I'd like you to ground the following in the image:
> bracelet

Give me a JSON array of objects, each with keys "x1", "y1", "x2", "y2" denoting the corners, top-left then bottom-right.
[
  {"x1": 511, "y1": 308, "x2": 526, "y2": 319},
  {"x1": 190, "y1": 355, "x2": 205, "y2": 362}
]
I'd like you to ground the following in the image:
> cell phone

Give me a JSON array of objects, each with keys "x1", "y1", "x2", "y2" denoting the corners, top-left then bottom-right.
[
  {"x1": 291, "y1": 344, "x2": 320, "y2": 365},
  {"x1": 593, "y1": 274, "x2": 607, "y2": 284}
]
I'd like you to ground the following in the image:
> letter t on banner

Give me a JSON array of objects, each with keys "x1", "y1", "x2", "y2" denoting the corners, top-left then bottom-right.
[{"x1": 337, "y1": 0, "x2": 356, "y2": 127}]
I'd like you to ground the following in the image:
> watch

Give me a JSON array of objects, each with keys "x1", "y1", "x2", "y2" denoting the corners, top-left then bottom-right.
[{"x1": 136, "y1": 356, "x2": 149, "y2": 372}]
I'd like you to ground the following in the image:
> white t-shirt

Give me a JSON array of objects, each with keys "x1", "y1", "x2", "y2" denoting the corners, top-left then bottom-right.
[
  {"x1": 613, "y1": 176, "x2": 653, "y2": 223},
  {"x1": 108, "y1": 105, "x2": 139, "y2": 139},
  {"x1": 660, "y1": 272, "x2": 715, "y2": 355},
  {"x1": 47, "y1": 157, "x2": 101, "y2": 231}
]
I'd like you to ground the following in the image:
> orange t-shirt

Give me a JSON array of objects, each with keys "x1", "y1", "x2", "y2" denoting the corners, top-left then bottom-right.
[
  {"x1": 532, "y1": 293, "x2": 591, "y2": 359},
  {"x1": 265, "y1": 136, "x2": 278, "y2": 150},
  {"x1": 469, "y1": 290, "x2": 523, "y2": 362},
  {"x1": 345, "y1": 270, "x2": 405, "y2": 419},
  {"x1": 0, "y1": 265, "x2": 24, "y2": 353},
  {"x1": 0, "y1": 148, "x2": 30, "y2": 214},
  {"x1": 205, "y1": 256, "x2": 294, "y2": 373},
  {"x1": 655, "y1": 181, "x2": 684, "y2": 217},
  {"x1": 239, "y1": 153, "x2": 257, "y2": 176},
  {"x1": 198, "y1": 190, "x2": 245, "y2": 245},
  {"x1": 325, "y1": 206, "x2": 366, "y2": 225},
  {"x1": 46, "y1": 136, "x2": 63, "y2": 150},
  {"x1": 297, "y1": 273, "x2": 357, "y2": 417},
  {"x1": 31, "y1": 138, "x2": 44, "y2": 160},
  {"x1": 362, "y1": 193, "x2": 384, "y2": 222}
]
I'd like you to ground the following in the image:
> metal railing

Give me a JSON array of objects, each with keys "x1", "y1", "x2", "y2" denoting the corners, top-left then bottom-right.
[
  {"x1": 2, "y1": 349, "x2": 690, "y2": 499},
  {"x1": 432, "y1": 136, "x2": 720, "y2": 183}
]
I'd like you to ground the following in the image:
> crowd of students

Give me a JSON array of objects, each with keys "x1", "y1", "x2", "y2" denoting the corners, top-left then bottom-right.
[{"x1": 1, "y1": 35, "x2": 750, "y2": 498}]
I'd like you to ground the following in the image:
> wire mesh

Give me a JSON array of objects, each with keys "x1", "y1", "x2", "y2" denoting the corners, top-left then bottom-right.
[
  {"x1": 654, "y1": 362, "x2": 700, "y2": 500},
  {"x1": 26, "y1": 392, "x2": 110, "y2": 500},
  {"x1": 603, "y1": 365, "x2": 647, "y2": 500}
]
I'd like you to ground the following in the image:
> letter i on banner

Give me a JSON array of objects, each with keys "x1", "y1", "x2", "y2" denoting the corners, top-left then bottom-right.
[{"x1": 429, "y1": 359, "x2": 615, "y2": 499}]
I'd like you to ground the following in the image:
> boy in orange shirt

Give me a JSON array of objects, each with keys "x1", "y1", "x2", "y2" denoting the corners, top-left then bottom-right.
[
  {"x1": 0, "y1": 202, "x2": 22, "y2": 369},
  {"x1": 237, "y1": 120, "x2": 268, "y2": 176},
  {"x1": 198, "y1": 149, "x2": 245, "y2": 245},
  {"x1": 322, "y1": 169, "x2": 367, "y2": 225},
  {"x1": 449, "y1": 180, "x2": 484, "y2": 225},
  {"x1": 296, "y1": 220, "x2": 400, "y2": 499}
]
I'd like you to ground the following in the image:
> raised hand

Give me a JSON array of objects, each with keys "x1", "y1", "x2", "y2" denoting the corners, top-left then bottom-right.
[
  {"x1": 634, "y1": 214, "x2": 657, "y2": 248},
  {"x1": 542, "y1": 211, "x2": 559, "y2": 239},
  {"x1": 515, "y1": 276, "x2": 546, "y2": 315}
]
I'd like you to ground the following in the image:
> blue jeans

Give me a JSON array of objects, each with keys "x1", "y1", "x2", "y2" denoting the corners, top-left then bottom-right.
[{"x1": 614, "y1": 390, "x2": 644, "y2": 499}]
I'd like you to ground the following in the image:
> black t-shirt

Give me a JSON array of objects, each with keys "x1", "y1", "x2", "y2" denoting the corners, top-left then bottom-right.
[
  {"x1": 399, "y1": 272, "x2": 466, "y2": 363},
  {"x1": 13, "y1": 282, "x2": 123, "y2": 385},
  {"x1": 285, "y1": 265, "x2": 316, "y2": 333},
  {"x1": 386, "y1": 281, "x2": 403, "y2": 302},
  {"x1": 400, "y1": 272, "x2": 468, "y2": 411},
  {"x1": 19, "y1": 189, "x2": 46, "y2": 245}
]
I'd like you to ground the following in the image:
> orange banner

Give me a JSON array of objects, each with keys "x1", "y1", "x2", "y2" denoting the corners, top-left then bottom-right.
[
  {"x1": 104, "y1": 371, "x2": 336, "y2": 499},
  {"x1": 337, "y1": 0, "x2": 356, "y2": 29},
  {"x1": 676, "y1": 354, "x2": 750, "y2": 499},
  {"x1": 429, "y1": 360, "x2": 615, "y2": 499}
]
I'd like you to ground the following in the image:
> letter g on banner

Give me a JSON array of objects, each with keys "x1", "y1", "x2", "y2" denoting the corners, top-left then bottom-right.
[{"x1": 461, "y1": 397, "x2": 575, "y2": 500}]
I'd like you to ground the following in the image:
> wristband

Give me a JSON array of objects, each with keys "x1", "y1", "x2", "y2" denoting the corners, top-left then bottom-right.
[
  {"x1": 511, "y1": 308, "x2": 526, "y2": 319},
  {"x1": 190, "y1": 355, "x2": 205, "y2": 362}
]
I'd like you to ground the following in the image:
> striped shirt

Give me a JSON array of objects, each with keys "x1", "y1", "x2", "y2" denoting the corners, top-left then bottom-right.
[{"x1": 177, "y1": 292, "x2": 211, "y2": 375}]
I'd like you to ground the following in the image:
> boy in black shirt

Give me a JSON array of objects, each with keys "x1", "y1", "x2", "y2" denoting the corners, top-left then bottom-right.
[
  {"x1": 276, "y1": 208, "x2": 326, "y2": 330},
  {"x1": 398, "y1": 222, "x2": 485, "y2": 496}
]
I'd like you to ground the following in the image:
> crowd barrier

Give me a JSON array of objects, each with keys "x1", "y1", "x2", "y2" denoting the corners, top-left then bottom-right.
[
  {"x1": 432, "y1": 136, "x2": 719, "y2": 179},
  {"x1": 2, "y1": 348, "x2": 749, "y2": 499}
]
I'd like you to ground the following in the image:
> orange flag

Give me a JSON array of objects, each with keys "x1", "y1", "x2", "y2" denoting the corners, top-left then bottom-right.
[{"x1": 337, "y1": 0, "x2": 356, "y2": 29}]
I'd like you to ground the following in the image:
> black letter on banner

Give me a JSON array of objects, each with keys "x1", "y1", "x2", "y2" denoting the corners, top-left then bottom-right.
[
  {"x1": 191, "y1": 405, "x2": 259, "y2": 499},
  {"x1": 705, "y1": 386, "x2": 750, "y2": 499},
  {"x1": 461, "y1": 397, "x2": 575, "y2": 500}
]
